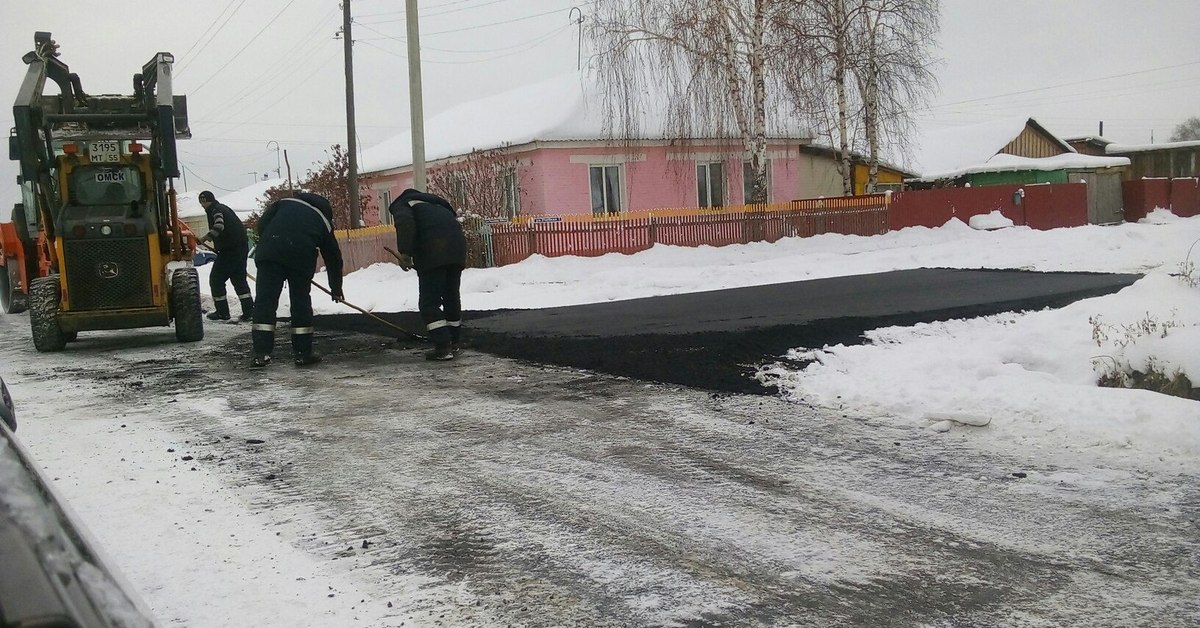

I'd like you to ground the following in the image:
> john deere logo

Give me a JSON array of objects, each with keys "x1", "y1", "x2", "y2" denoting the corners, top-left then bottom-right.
[{"x1": 97, "y1": 261, "x2": 120, "y2": 279}]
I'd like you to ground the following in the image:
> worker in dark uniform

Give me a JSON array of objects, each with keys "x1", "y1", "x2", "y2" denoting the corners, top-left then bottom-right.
[
  {"x1": 250, "y1": 192, "x2": 344, "y2": 368},
  {"x1": 197, "y1": 190, "x2": 253, "y2": 321},
  {"x1": 388, "y1": 188, "x2": 466, "y2": 361}
]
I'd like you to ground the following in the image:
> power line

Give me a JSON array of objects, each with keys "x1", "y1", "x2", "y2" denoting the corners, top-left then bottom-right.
[
  {"x1": 177, "y1": 0, "x2": 249, "y2": 75},
  {"x1": 177, "y1": 0, "x2": 241, "y2": 66},
  {"x1": 358, "y1": 6, "x2": 568, "y2": 37},
  {"x1": 929, "y1": 60, "x2": 1200, "y2": 110},
  {"x1": 356, "y1": 18, "x2": 569, "y2": 54},
  {"x1": 190, "y1": 0, "x2": 300, "y2": 95},
  {"x1": 359, "y1": 25, "x2": 570, "y2": 64},
  {"x1": 357, "y1": 0, "x2": 520, "y2": 23},
  {"x1": 200, "y1": 8, "x2": 340, "y2": 120},
  {"x1": 182, "y1": 165, "x2": 239, "y2": 192},
  {"x1": 203, "y1": 50, "x2": 344, "y2": 142}
]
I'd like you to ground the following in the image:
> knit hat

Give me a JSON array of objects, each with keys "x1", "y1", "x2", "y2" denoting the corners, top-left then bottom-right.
[{"x1": 198, "y1": 190, "x2": 215, "y2": 203}]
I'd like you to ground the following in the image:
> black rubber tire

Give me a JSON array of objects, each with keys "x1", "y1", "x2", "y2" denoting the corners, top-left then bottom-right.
[
  {"x1": 29, "y1": 275, "x2": 66, "y2": 352},
  {"x1": 171, "y1": 268, "x2": 204, "y2": 342},
  {"x1": 64, "y1": 331, "x2": 78, "y2": 342},
  {"x1": 2, "y1": 265, "x2": 29, "y2": 315},
  {"x1": 0, "y1": 265, "x2": 11, "y2": 314}
]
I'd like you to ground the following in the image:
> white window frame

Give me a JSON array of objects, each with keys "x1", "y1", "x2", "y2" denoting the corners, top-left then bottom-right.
[
  {"x1": 742, "y1": 159, "x2": 772, "y2": 204},
  {"x1": 589, "y1": 164, "x2": 624, "y2": 215},
  {"x1": 697, "y1": 161, "x2": 725, "y2": 208}
]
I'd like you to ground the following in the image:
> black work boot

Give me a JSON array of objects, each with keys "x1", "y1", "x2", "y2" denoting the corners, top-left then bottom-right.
[
  {"x1": 425, "y1": 326, "x2": 454, "y2": 360},
  {"x1": 237, "y1": 296, "x2": 254, "y2": 322},
  {"x1": 294, "y1": 354, "x2": 322, "y2": 367},
  {"x1": 250, "y1": 354, "x2": 272, "y2": 368},
  {"x1": 207, "y1": 298, "x2": 231, "y2": 321},
  {"x1": 449, "y1": 322, "x2": 462, "y2": 355},
  {"x1": 424, "y1": 344, "x2": 454, "y2": 361}
]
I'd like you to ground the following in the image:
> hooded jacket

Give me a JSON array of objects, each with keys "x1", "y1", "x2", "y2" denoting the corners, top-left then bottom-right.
[
  {"x1": 388, "y1": 189, "x2": 466, "y2": 271},
  {"x1": 254, "y1": 192, "x2": 344, "y2": 294}
]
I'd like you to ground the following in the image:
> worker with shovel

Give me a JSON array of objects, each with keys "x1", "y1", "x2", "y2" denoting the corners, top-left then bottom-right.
[
  {"x1": 249, "y1": 192, "x2": 345, "y2": 368},
  {"x1": 197, "y1": 191, "x2": 254, "y2": 322}
]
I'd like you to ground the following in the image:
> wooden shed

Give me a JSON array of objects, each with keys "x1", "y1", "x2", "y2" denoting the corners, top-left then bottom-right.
[{"x1": 1105, "y1": 140, "x2": 1200, "y2": 179}]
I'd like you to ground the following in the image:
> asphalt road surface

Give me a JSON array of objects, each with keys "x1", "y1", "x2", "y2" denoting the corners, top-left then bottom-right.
[
  {"x1": 319, "y1": 268, "x2": 1144, "y2": 394},
  {"x1": 5, "y1": 267, "x2": 1196, "y2": 628}
]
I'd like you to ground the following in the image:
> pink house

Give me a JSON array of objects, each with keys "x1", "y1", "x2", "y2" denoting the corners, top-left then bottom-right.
[{"x1": 357, "y1": 73, "x2": 816, "y2": 223}]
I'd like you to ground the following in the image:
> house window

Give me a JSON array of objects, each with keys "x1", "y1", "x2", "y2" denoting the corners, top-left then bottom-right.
[
  {"x1": 874, "y1": 182, "x2": 903, "y2": 194},
  {"x1": 378, "y1": 189, "x2": 392, "y2": 225},
  {"x1": 590, "y1": 165, "x2": 623, "y2": 214},
  {"x1": 500, "y1": 168, "x2": 520, "y2": 219},
  {"x1": 697, "y1": 162, "x2": 725, "y2": 207},
  {"x1": 742, "y1": 160, "x2": 771, "y2": 204}
]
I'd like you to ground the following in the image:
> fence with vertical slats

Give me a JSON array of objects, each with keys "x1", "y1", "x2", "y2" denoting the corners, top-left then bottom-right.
[
  {"x1": 487, "y1": 196, "x2": 889, "y2": 267},
  {"x1": 330, "y1": 195, "x2": 889, "y2": 271}
]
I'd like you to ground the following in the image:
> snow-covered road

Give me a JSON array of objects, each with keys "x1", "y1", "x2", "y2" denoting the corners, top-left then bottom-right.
[{"x1": 2, "y1": 310, "x2": 1197, "y2": 627}]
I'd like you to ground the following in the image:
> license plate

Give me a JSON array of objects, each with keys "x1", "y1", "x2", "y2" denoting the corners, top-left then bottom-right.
[{"x1": 88, "y1": 141, "x2": 121, "y2": 163}]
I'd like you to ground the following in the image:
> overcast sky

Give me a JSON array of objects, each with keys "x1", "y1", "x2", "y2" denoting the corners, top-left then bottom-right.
[{"x1": 2, "y1": 0, "x2": 1199, "y2": 214}]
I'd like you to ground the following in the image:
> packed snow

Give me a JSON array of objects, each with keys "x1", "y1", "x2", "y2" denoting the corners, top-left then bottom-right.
[{"x1": 229, "y1": 208, "x2": 1200, "y2": 463}]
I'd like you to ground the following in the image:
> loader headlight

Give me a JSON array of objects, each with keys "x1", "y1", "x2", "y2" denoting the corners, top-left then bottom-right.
[{"x1": 100, "y1": 224, "x2": 113, "y2": 236}]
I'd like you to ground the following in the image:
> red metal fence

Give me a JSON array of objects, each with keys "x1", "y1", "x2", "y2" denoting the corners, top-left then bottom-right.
[
  {"x1": 1121, "y1": 177, "x2": 1200, "y2": 221},
  {"x1": 888, "y1": 183, "x2": 1089, "y2": 231},
  {"x1": 488, "y1": 198, "x2": 889, "y2": 267}
]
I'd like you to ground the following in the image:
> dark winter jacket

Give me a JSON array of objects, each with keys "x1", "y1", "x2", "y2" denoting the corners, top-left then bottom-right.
[
  {"x1": 204, "y1": 202, "x2": 249, "y2": 251},
  {"x1": 254, "y1": 192, "x2": 344, "y2": 294},
  {"x1": 388, "y1": 189, "x2": 466, "y2": 271}
]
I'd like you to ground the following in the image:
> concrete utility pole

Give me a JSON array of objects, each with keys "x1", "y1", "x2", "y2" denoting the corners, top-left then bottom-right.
[
  {"x1": 406, "y1": 0, "x2": 427, "y2": 191},
  {"x1": 342, "y1": 0, "x2": 361, "y2": 227}
]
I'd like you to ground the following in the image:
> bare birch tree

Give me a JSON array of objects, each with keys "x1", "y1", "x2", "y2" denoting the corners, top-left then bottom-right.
[
  {"x1": 588, "y1": 0, "x2": 807, "y2": 204},
  {"x1": 850, "y1": 0, "x2": 939, "y2": 192},
  {"x1": 778, "y1": 0, "x2": 863, "y2": 196}
]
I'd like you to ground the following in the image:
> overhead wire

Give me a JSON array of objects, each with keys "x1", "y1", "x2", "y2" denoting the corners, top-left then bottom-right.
[
  {"x1": 190, "y1": 0, "x2": 301, "y2": 95},
  {"x1": 357, "y1": 0, "x2": 520, "y2": 24},
  {"x1": 359, "y1": 25, "x2": 571, "y2": 64},
  {"x1": 177, "y1": 0, "x2": 249, "y2": 75},
  {"x1": 200, "y1": 7, "x2": 340, "y2": 121},
  {"x1": 928, "y1": 60, "x2": 1200, "y2": 110},
  {"x1": 355, "y1": 19, "x2": 571, "y2": 55},
  {"x1": 176, "y1": 0, "x2": 241, "y2": 69},
  {"x1": 202, "y1": 49, "x2": 345, "y2": 142},
  {"x1": 182, "y1": 165, "x2": 239, "y2": 192}
]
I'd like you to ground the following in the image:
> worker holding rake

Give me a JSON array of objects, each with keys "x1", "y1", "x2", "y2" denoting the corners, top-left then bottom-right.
[
  {"x1": 248, "y1": 192, "x2": 345, "y2": 368},
  {"x1": 388, "y1": 189, "x2": 467, "y2": 361}
]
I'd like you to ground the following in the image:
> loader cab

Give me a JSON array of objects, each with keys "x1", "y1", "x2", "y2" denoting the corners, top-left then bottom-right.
[{"x1": 51, "y1": 142, "x2": 165, "y2": 313}]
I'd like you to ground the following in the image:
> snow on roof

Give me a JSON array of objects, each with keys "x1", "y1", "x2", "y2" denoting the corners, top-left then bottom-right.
[
  {"x1": 177, "y1": 178, "x2": 286, "y2": 218},
  {"x1": 1106, "y1": 139, "x2": 1200, "y2": 154},
  {"x1": 360, "y1": 73, "x2": 809, "y2": 174},
  {"x1": 912, "y1": 117, "x2": 1074, "y2": 177},
  {"x1": 1063, "y1": 135, "x2": 1113, "y2": 145},
  {"x1": 908, "y1": 152, "x2": 1129, "y2": 182}
]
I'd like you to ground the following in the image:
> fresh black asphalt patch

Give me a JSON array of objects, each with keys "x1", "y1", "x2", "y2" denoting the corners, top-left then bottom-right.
[{"x1": 315, "y1": 268, "x2": 1142, "y2": 395}]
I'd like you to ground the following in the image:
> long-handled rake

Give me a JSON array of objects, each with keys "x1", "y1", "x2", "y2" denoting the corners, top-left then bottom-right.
[{"x1": 242, "y1": 271, "x2": 428, "y2": 342}]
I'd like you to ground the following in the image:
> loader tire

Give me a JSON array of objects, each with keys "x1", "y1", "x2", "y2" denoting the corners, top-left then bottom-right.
[
  {"x1": 29, "y1": 275, "x2": 66, "y2": 352},
  {"x1": 172, "y1": 268, "x2": 204, "y2": 343},
  {"x1": 4, "y1": 264, "x2": 28, "y2": 314}
]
